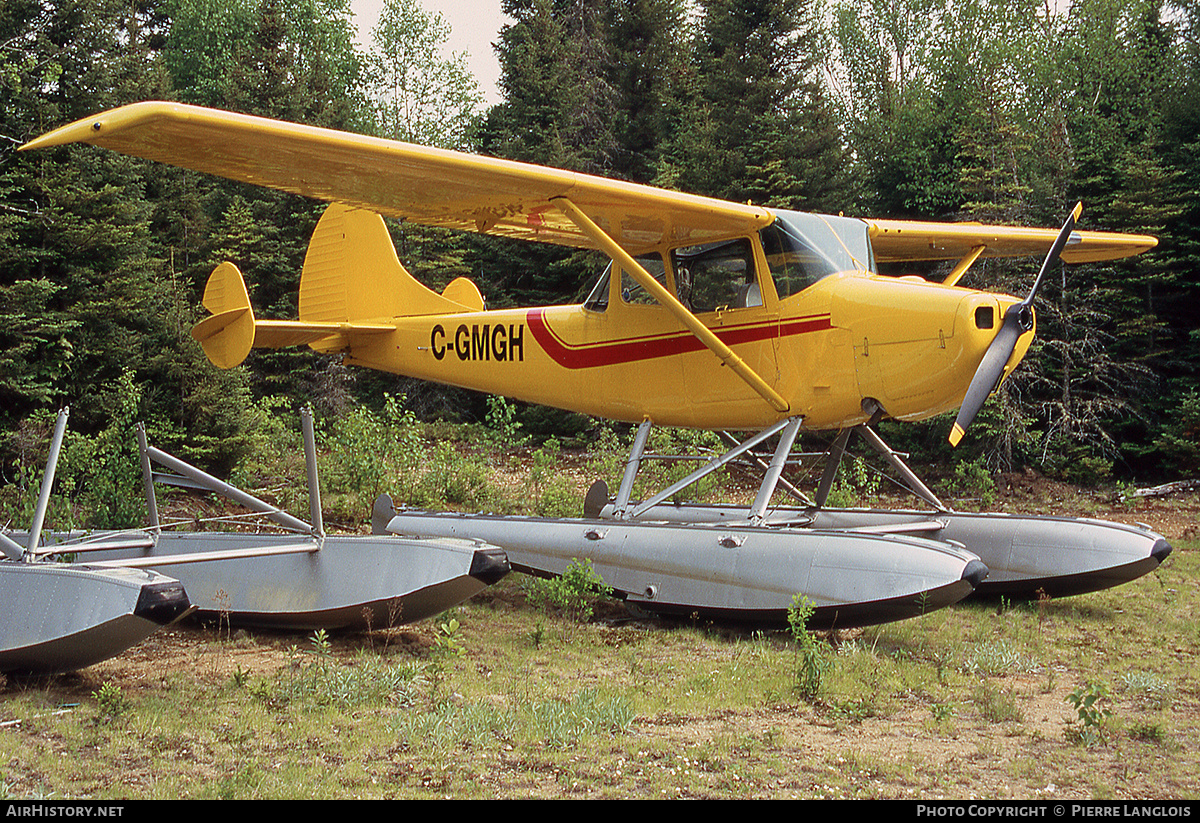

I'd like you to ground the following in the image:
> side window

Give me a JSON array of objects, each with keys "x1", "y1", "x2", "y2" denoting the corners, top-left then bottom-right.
[
  {"x1": 619, "y1": 253, "x2": 670, "y2": 305},
  {"x1": 672, "y1": 238, "x2": 758, "y2": 313}
]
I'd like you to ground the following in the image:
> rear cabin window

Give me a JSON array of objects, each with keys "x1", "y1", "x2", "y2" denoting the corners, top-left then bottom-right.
[
  {"x1": 583, "y1": 254, "x2": 671, "y2": 311},
  {"x1": 620, "y1": 253, "x2": 670, "y2": 305}
]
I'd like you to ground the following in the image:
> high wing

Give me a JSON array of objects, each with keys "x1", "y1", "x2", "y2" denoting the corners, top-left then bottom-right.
[
  {"x1": 21, "y1": 101, "x2": 773, "y2": 255},
  {"x1": 23, "y1": 102, "x2": 1156, "y2": 265},
  {"x1": 867, "y1": 218, "x2": 1156, "y2": 265}
]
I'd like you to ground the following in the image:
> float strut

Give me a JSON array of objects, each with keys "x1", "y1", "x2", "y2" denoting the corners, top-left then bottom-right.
[
  {"x1": 301, "y1": 406, "x2": 324, "y2": 538},
  {"x1": 855, "y1": 425, "x2": 948, "y2": 511},
  {"x1": 613, "y1": 419, "x2": 652, "y2": 520},
  {"x1": 27, "y1": 407, "x2": 69, "y2": 558},
  {"x1": 748, "y1": 417, "x2": 804, "y2": 524},
  {"x1": 137, "y1": 422, "x2": 160, "y2": 532},
  {"x1": 814, "y1": 427, "x2": 852, "y2": 509}
]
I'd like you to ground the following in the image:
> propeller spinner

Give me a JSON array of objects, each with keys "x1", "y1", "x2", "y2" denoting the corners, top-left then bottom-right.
[{"x1": 949, "y1": 202, "x2": 1083, "y2": 446}]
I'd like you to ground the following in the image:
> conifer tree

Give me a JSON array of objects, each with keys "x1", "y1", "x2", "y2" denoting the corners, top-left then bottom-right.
[{"x1": 658, "y1": 0, "x2": 850, "y2": 212}]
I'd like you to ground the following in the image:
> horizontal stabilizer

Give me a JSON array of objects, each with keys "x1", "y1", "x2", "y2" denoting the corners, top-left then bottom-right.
[
  {"x1": 192, "y1": 262, "x2": 255, "y2": 369},
  {"x1": 255, "y1": 319, "x2": 393, "y2": 354},
  {"x1": 191, "y1": 262, "x2": 394, "y2": 370}
]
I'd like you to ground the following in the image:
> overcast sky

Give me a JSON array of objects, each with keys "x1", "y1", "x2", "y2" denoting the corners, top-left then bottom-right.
[{"x1": 349, "y1": 0, "x2": 509, "y2": 105}]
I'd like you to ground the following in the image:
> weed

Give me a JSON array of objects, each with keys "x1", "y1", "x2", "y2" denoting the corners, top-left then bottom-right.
[
  {"x1": 930, "y1": 702, "x2": 957, "y2": 721},
  {"x1": 788, "y1": 594, "x2": 830, "y2": 701},
  {"x1": 1114, "y1": 481, "x2": 1140, "y2": 511},
  {"x1": 972, "y1": 680, "x2": 1024, "y2": 723},
  {"x1": 229, "y1": 666, "x2": 250, "y2": 689},
  {"x1": 1127, "y1": 721, "x2": 1169, "y2": 745},
  {"x1": 432, "y1": 617, "x2": 465, "y2": 660},
  {"x1": 526, "y1": 437, "x2": 579, "y2": 516},
  {"x1": 426, "y1": 616, "x2": 466, "y2": 701},
  {"x1": 950, "y1": 456, "x2": 997, "y2": 507},
  {"x1": 1036, "y1": 587, "x2": 1052, "y2": 627},
  {"x1": 320, "y1": 394, "x2": 427, "y2": 515},
  {"x1": 584, "y1": 425, "x2": 626, "y2": 490},
  {"x1": 394, "y1": 687, "x2": 635, "y2": 751},
  {"x1": 92, "y1": 683, "x2": 128, "y2": 722},
  {"x1": 213, "y1": 589, "x2": 232, "y2": 642},
  {"x1": 273, "y1": 649, "x2": 424, "y2": 710},
  {"x1": 0, "y1": 775, "x2": 56, "y2": 802},
  {"x1": 418, "y1": 441, "x2": 498, "y2": 510},
  {"x1": 829, "y1": 697, "x2": 875, "y2": 722},
  {"x1": 485, "y1": 395, "x2": 525, "y2": 447},
  {"x1": 958, "y1": 640, "x2": 1040, "y2": 676},
  {"x1": 214, "y1": 765, "x2": 261, "y2": 800},
  {"x1": 309, "y1": 628, "x2": 332, "y2": 659},
  {"x1": 535, "y1": 688, "x2": 637, "y2": 749},
  {"x1": 247, "y1": 678, "x2": 274, "y2": 703},
  {"x1": 1120, "y1": 670, "x2": 1173, "y2": 710},
  {"x1": 1043, "y1": 665, "x2": 1058, "y2": 695},
  {"x1": 523, "y1": 558, "x2": 614, "y2": 623},
  {"x1": 1066, "y1": 680, "x2": 1112, "y2": 745},
  {"x1": 824, "y1": 455, "x2": 880, "y2": 508}
]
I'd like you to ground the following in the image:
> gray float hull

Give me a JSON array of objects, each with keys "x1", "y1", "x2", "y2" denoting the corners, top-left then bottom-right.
[
  {"x1": 29, "y1": 531, "x2": 509, "y2": 631},
  {"x1": 0, "y1": 562, "x2": 191, "y2": 673},
  {"x1": 598, "y1": 504, "x2": 1172, "y2": 599},
  {"x1": 383, "y1": 511, "x2": 988, "y2": 628}
]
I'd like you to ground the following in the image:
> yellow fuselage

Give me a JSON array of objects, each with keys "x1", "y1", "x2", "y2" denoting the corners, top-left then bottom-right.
[{"x1": 340, "y1": 270, "x2": 1029, "y2": 431}]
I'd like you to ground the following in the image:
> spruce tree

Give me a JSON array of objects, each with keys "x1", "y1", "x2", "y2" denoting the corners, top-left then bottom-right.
[{"x1": 658, "y1": 0, "x2": 850, "y2": 212}]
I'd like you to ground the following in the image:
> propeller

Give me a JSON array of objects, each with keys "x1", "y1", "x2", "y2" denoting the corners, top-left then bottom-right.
[{"x1": 949, "y1": 202, "x2": 1082, "y2": 447}]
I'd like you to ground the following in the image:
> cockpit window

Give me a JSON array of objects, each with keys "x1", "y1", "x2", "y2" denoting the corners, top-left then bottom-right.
[
  {"x1": 762, "y1": 211, "x2": 874, "y2": 299},
  {"x1": 671, "y1": 238, "x2": 758, "y2": 313}
]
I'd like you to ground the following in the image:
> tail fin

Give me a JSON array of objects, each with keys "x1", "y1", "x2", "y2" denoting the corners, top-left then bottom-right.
[
  {"x1": 299, "y1": 203, "x2": 484, "y2": 324},
  {"x1": 192, "y1": 203, "x2": 483, "y2": 369}
]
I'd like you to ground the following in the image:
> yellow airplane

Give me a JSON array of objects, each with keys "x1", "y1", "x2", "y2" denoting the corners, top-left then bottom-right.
[
  {"x1": 25, "y1": 103, "x2": 1175, "y2": 626},
  {"x1": 22, "y1": 102, "x2": 1156, "y2": 448}
]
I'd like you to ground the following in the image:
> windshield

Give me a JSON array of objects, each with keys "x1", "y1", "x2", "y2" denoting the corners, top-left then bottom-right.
[{"x1": 762, "y1": 211, "x2": 874, "y2": 299}]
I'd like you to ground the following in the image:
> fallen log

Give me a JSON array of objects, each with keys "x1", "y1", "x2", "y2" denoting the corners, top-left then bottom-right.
[{"x1": 1127, "y1": 480, "x2": 1200, "y2": 500}]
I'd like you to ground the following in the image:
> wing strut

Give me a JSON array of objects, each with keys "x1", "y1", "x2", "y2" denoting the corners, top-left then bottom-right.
[
  {"x1": 943, "y1": 245, "x2": 986, "y2": 287},
  {"x1": 551, "y1": 196, "x2": 790, "y2": 414}
]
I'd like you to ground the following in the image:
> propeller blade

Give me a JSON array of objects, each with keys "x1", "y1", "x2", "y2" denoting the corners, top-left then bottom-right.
[
  {"x1": 949, "y1": 307, "x2": 1025, "y2": 446},
  {"x1": 1023, "y1": 201, "x2": 1082, "y2": 308},
  {"x1": 948, "y1": 203, "x2": 1082, "y2": 447}
]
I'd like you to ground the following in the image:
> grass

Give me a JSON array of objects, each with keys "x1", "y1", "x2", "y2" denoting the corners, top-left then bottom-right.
[{"x1": 0, "y1": 542, "x2": 1196, "y2": 798}]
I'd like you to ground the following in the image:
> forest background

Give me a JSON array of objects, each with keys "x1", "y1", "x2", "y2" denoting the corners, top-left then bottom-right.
[{"x1": 3, "y1": 0, "x2": 1200, "y2": 525}]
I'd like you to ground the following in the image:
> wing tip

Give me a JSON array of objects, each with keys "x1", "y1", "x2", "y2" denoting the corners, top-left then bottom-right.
[{"x1": 20, "y1": 100, "x2": 178, "y2": 152}]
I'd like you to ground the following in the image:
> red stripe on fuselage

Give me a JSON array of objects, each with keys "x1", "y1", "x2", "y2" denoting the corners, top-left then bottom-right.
[{"x1": 526, "y1": 308, "x2": 832, "y2": 369}]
